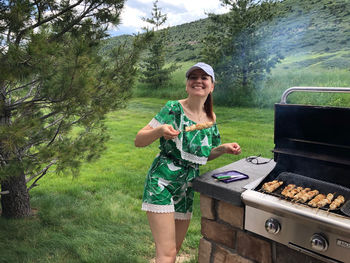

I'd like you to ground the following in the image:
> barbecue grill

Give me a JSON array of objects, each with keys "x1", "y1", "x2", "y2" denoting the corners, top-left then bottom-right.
[{"x1": 241, "y1": 87, "x2": 350, "y2": 263}]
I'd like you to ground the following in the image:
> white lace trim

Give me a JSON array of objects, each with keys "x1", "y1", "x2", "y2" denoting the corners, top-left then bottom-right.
[
  {"x1": 175, "y1": 137, "x2": 208, "y2": 165},
  {"x1": 142, "y1": 203, "x2": 174, "y2": 213},
  {"x1": 141, "y1": 203, "x2": 192, "y2": 219},
  {"x1": 175, "y1": 212, "x2": 192, "y2": 220},
  {"x1": 149, "y1": 118, "x2": 161, "y2": 128}
]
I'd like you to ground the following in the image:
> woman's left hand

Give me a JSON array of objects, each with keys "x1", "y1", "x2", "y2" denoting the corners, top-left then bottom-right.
[
  {"x1": 223, "y1": 142, "x2": 241, "y2": 155},
  {"x1": 208, "y1": 142, "x2": 241, "y2": 161}
]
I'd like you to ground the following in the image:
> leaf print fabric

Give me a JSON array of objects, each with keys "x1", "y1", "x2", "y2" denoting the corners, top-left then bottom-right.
[
  {"x1": 141, "y1": 101, "x2": 221, "y2": 219},
  {"x1": 150, "y1": 100, "x2": 221, "y2": 165}
]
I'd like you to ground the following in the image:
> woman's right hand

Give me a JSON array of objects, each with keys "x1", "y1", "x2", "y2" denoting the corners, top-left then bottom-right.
[
  {"x1": 160, "y1": 124, "x2": 180, "y2": 140},
  {"x1": 135, "y1": 124, "x2": 179, "y2": 147}
]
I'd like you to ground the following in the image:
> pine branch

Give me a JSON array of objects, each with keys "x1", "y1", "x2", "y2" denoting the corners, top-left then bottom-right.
[
  {"x1": 8, "y1": 96, "x2": 67, "y2": 111},
  {"x1": 39, "y1": 110, "x2": 60, "y2": 122},
  {"x1": 8, "y1": 98, "x2": 46, "y2": 110},
  {"x1": 49, "y1": 2, "x2": 100, "y2": 42},
  {"x1": 11, "y1": 85, "x2": 36, "y2": 105},
  {"x1": 15, "y1": 0, "x2": 85, "y2": 45},
  {"x1": 7, "y1": 79, "x2": 40, "y2": 94},
  {"x1": 26, "y1": 160, "x2": 56, "y2": 189},
  {"x1": 70, "y1": 113, "x2": 91, "y2": 125},
  {"x1": 47, "y1": 120, "x2": 63, "y2": 146},
  {"x1": 43, "y1": 116, "x2": 64, "y2": 130},
  {"x1": 33, "y1": 0, "x2": 42, "y2": 24},
  {"x1": 19, "y1": 119, "x2": 64, "y2": 154}
]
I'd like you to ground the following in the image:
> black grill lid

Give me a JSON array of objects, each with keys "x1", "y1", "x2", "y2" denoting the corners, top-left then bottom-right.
[
  {"x1": 274, "y1": 87, "x2": 350, "y2": 166},
  {"x1": 274, "y1": 103, "x2": 350, "y2": 166},
  {"x1": 270, "y1": 87, "x2": 350, "y2": 188}
]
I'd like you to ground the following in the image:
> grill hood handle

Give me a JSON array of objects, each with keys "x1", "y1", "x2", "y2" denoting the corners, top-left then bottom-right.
[{"x1": 280, "y1": 86, "x2": 350, "y2": 104}]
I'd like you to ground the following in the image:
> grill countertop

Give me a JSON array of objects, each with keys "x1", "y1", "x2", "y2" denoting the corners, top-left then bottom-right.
[{"x1": 193, "y1": 157, "x2": 276, "y2": 206}]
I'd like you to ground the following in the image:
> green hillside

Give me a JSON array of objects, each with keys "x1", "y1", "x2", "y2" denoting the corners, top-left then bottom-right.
[
  {"x1": 268, "y1": 0, "x2": 350, "y2": 69},
  {"x1": 105, "y1": 0, "x2": 350, "y2": 69}
]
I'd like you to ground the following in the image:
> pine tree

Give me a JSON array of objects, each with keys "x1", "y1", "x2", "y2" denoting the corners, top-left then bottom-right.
[
  {"x1": 0, "y1": 0, "x2": 149, "y2": 218},
  {"x1": 202, "y1": 0, "x2": 283, "y2": 106},
  {"x1": 140, "y1": 0, "x2": 178, "y2": 89}
]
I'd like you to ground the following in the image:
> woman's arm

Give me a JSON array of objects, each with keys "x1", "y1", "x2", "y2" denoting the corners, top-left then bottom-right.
[
  {"x1": 134, "y1": 124, "x2": 180, "y2": 147},
  {"x1": 208, "y1": 142, "x2": 241, "y2": 161}
]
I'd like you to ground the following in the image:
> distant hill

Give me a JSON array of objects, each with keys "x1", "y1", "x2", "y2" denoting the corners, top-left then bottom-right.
[
  {"x1": 267, "y1": 0, "x2": 350, "y2": 68},
  {"x1": 104, "y1": 0, "x2": 350, "y2": 69}
]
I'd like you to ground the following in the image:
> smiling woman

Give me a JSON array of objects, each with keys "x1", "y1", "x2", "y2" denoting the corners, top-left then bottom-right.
[
  {"x1": 134, "y1": 62, "x2": 241, "y2": 263},
  {"x1": 182, "y1": 62, "x2": 216, "y2": 123}
]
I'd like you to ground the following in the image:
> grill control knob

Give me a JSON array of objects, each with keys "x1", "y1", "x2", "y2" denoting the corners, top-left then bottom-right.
[
  {"x1": 265, "y1": 218, "x2": 281, "y2": 234},
  {"x1": 310, "y1": 233, "x2": 328, "y2": 252}
]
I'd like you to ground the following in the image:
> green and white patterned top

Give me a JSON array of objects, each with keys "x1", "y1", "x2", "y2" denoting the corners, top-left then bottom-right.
[{"x1": 149, "y1": 100, "x2": 221, "y2": 165}]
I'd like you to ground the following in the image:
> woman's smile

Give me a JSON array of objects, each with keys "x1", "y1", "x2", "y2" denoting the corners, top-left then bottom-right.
[{"x1": 191, "y1": 85, "x2": 206, "y2": 90}]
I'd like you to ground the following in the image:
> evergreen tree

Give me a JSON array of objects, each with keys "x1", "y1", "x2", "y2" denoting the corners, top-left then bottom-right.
[
  {"x1": 140, "y1": 0, "x2": 178, "y2": 89},
  {"x1": 0, "y1": 0, "x2": 149, "y2": 218},
  {"x1": 202, "y1": 0, "x2": 283, "y2": 106}
]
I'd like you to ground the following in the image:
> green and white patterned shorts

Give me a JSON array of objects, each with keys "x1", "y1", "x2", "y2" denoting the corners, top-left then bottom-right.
[{"x1": 141, "y1": 155, "x2": 199, "y2": 220}]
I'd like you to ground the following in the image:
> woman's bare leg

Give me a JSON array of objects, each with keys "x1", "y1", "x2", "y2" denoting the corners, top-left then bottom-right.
[
  {"x1": 175, "y1": 219, "x2": 191, "y2": 253},
  {"x1": 147, "y1": 212, "x2": 177, "y2": 263}
]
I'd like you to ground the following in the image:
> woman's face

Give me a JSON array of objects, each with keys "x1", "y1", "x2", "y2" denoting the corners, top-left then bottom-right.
[{"x1": 186, "y1": 69, "x2": 214, "y2": 98}]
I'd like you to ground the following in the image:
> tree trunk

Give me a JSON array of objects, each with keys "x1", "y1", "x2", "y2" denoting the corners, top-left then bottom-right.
[
  {"x1": 0, "y1": 90, "x2": 31, "y2": 218},
  {"x1": 1, "y1": 171, "x2": 31, "y2": 218}
]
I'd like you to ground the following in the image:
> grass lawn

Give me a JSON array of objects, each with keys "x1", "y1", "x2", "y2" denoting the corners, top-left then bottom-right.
[{"x1": 0, "y1": 97, "x2": 274, "y2": 263}]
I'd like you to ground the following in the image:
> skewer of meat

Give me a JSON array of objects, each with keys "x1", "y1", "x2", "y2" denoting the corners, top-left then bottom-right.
[
  {"x1": 185, "y1": 121, "x2": 213, "y2": 132},
  {"x1": 285, "y1": 186, "x2": 303, "y2": 198},
  {"x1": 261, "y1": 180, "x2": 277, "y2": 192},
  {"x1": 262, "y1": 180, "x2": 283, "y2": 193},
  {"x1": 266, "y1": 181, "x2": 283, "y2": 193},
  {"x1": 281, "y1": 184, "x2": 296, "y2": 196},
  {"x1": 329, "y1": 195, "x2": 345, "y2": 210},
  {"x1": 262, "y1": 180, "x2": 277, "y2": 187},
  {"x1": 299, "y1": 190, "x2": 319, "y2": 203},
  {"x1": 293, "y1": 188, "x2": 311, "y2": 201},
  {"x1": 316, "y1": 193, "x2": 334, "y2": 208},
  {"x1": 262, "y1": 180, "x2": 280, "y2": 189},
  {"x1": 308, "y1": 194, "x2": 326, "y2": 207}
]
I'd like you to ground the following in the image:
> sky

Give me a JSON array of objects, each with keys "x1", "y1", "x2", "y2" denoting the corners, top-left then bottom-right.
[{"x1": 109, "y1": 0, "x2": 230, "y2": 36}]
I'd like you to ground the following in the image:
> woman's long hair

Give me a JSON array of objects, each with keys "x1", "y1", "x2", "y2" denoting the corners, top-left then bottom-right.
[{"x1": 204, "y1": 92, "x2": 214, "y2": 121}]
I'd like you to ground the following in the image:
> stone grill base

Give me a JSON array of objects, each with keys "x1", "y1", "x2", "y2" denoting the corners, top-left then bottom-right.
[{"x1": 198, "y1": 194, "x2": 325, "y2": 263}]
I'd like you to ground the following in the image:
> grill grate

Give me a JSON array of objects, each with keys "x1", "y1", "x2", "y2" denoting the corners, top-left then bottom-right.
[
  {"x1": 340, "y1": 200, "x2": 350, "y2": 216},
  {"x1": 258, "y1": 172, "x2": 350, "y2": 216}
]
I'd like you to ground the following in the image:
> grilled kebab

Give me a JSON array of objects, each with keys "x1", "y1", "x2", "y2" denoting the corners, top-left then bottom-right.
[
  {"x1": 329, "y1": 195, "x2": 345, "y2": 210},
  {"x1": 308, "y1": 194, "x2": 326, "y2": 207},
  {"x1": 262, "y1": 180, "x2": 283, "y2": 193},
  {"x1": 185, "y1": 121, "x2": 213, "y2": 132}
]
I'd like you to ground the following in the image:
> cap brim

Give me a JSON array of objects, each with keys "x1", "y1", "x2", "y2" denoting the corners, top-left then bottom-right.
[
  {"x1": 186, "y1": 66, "x2": 200, "y2": 77},
  {"x1": 186, "y1": 66, "x2": 210, "y2": 77}
]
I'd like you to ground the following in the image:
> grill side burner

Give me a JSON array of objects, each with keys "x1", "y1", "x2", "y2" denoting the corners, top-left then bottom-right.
[{"x1": 242, "y1": 87, "x2": 350, "y2": 263}]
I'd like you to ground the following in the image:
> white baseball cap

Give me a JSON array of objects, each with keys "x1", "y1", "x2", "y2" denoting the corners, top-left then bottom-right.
[{"x1": 186, "y1": 62, "x2": 215, "y2": 82}]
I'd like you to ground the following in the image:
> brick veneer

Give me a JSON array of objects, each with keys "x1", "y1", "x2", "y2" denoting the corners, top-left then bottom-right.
[{"x1": 198, "y1": 194, "x2": 325, "y2": 263}]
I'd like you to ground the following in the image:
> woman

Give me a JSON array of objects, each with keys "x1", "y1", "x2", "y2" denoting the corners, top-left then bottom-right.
[{"x1": 134, "y1": 62, "x2": 241, "y2": 263}]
